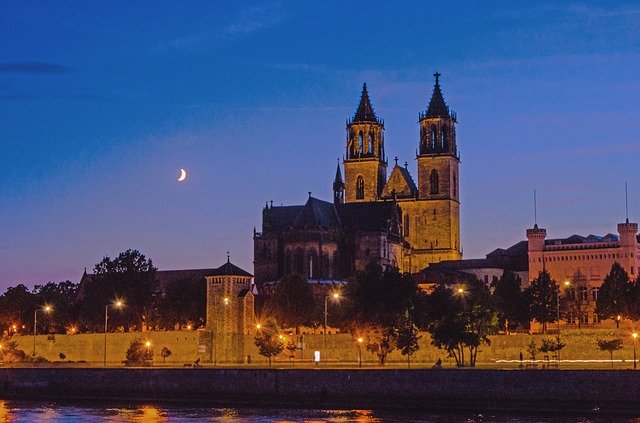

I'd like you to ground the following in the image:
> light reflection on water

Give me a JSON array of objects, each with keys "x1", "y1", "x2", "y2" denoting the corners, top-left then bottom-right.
[{"x1": 0, "y1": 400, "x2": 636, "y2": 422}]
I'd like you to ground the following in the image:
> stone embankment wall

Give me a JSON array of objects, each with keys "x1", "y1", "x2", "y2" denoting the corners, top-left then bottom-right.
[
  {"x1": 2, "y1": 368, "x2": 640, "y2": 415},
  {"x1": 8, "y1": 329, "x2": 637, "y2": 365}
]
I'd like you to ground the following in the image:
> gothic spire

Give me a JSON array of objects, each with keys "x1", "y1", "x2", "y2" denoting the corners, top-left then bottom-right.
[
  {"x1": 425, "y1": 72, "x2": 450, "y2": 118},
  {"x1": 333, "y1": 163, "x2": 345, "y2": 204},
  {"x1": 334, "y1": 163, "x2": 343, "y2": 184},
  {"x1": 352, "y1": 83, "x2": 381, "y2": 124}
]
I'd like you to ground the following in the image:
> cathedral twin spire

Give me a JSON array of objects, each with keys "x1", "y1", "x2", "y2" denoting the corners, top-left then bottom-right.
[{"x1": 352, "y1": 83, "x2": 382, "y2": 124}]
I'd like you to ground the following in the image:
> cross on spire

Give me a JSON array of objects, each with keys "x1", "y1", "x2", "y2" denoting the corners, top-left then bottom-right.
[{"x1": 394, "y1": 156, "x2": 398, "y2": 166}]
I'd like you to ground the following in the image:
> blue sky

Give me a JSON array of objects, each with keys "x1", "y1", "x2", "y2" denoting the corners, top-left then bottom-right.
[{"x1": 1, "y1": 1, "x2": 639, "y2": 289}]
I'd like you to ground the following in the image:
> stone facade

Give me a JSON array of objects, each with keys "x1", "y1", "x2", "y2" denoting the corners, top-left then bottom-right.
[
  {"x1": 527, "y1": 221, "x2": 640, "y2": 329},
  {"x1": 205, "y1": 259, "x2": 256, "y2": 363},
  {"x1": 254, "y1": 74, "x2": 462, "y2": 285}
]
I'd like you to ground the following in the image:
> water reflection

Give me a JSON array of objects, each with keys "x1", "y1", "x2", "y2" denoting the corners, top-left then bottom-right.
[
  {"x1": 0, "y1": 400, "x2": 12, "y2": 422},
  {"x1": 0, "y1": 401, "x2": 638, "y2": 422}
]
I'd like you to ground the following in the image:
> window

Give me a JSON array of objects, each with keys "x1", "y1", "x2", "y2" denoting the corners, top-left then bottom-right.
[
  {"x1": 483, "y1": 275, "x2": 489, "y2": 284},
  {"x1": 358, "y1": 132, "x2": 363, "y2": 155},
  {"x1": 567, "y1": 314, "x2": 575, "y2": 324},
  {"x1": 441, "y1": 126, "x2": 448, "y2": 149},
  {"x1": 580, "y1": 288, "x2": 588, "y2": 302},
  {"x1": 453, "y1": 172, "x2": 457, "y2": 196},
  {"x1": 294, "y1": 248, "x2": 304, "y2": 275},
  {"x1": 368, "y1": 132, "x2": 374, "y2": 154},
  {"x1": 593, "y1": 314, "x2": 600, "y2": 324},
  {"x1": 430, "y1": 170, "x2": 439, "y2": 195},
  {"x1": 581, "y1": 314, "x2": 589, "y2": 325},
  {"x1": 430, "y1": 125, "x2": 436, "y2": 148},
  {"x1": 356, "y1": 176, "x2": 365, "y2": 200},
  {"x1": 403, "y1": 214, "x2": 410, "y2": 237},
  {"x1": 308, "y1": 250, "x2": 318, "y2": 279},
  {"x1": 591, "y1": 287, "x2": 599, "y2": 301}
]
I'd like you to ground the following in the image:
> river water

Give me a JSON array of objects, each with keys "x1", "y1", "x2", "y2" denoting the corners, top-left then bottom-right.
[{"x1": 0, "y1": 401, "x2": 637, "y2": 423}]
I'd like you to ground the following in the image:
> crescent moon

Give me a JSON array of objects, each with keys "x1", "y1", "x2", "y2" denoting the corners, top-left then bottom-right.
[{"x1": 178, "y1": 168, "x2": 187, "y2": 182}]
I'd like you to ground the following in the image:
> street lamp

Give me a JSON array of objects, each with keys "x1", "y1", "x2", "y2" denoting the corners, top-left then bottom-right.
[
  {"x1": 357, "y1": 337, "x2": 363, "y2": 368},
  {"x1": 104, "y1": 299, "x2": 124, "y2": 366},
  {"x1": 33, "y1": 305, "x2": 53, "y2": 356},
  {"x1": 633, "y1": 332, "x2": 638, "y2": 370},
  {"x1": 324, "y1": 291, "x2": 341, "y2": 358}
]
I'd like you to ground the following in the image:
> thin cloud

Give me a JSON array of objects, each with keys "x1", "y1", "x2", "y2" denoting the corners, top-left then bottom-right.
[
  {"x1": 154, "y1": 3, "x2": 289, "y2": 52},
  {"x1": 0, "y1": 62, "x2": 71, "y2": 74}
]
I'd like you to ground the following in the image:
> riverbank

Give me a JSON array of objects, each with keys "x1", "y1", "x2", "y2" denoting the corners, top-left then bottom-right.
[{"x1": 1, "y1": 368, "x2": 640, "y2": 415}]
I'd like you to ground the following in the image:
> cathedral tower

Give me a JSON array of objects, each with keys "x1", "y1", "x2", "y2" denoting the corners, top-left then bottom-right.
[
  {"x1": 344, "y1": 83, "x2": 387, "y2": 203},
  {"x1": 411, "y1": 73, "x2": 461, "y2": 266}
]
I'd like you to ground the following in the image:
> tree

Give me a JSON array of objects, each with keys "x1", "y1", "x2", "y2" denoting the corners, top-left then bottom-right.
[
  {"x1": 343, "y1": 263, "x2": 422, "y2": 365},
  {"x1": 424, "y1": 277, "x2": 498, "y2": 367},
  {"x1": 160, "y1": 347, "x2": 172, "y2": 363},
  {"x1": 396, "y1": 312, "x2": 420, "y2": 368},
  {"x1": 79, "y1": 249, "x2": 158, "y2": 332},
  {"x1": 32, "y1": 281, "x2": 79, "y2": 333},
  {"x1": 0, "y1": 339, "x2": 31, "y2": 363},
  {"x1": 0, "y1": 285, "x2": 35, "y2": 332},
  {"x1": 155, "y1": 276, "x2": 206, "y2": 330},
  {"x1": 526, "y1": 270, "x2": 558, "y2": 334},
  {"x1": 596, "y1": 262, "x2": 631, "y2": 327},
  {"x1": 597, "y1": 338, "x2": 624, "y2": 367},
  {"x1": 560, "y1": 270, "x2": 590, "y2": 328},
  {"x1": 265, "y1": 274, "x2": 317, "y2": 333},
  {"x1": 254, "y1": 318, "x2": 284, "y2": 366},
  {"x1": 492, "y1": 268, "x2": 529, "y2": 333},
  {"x1": 124, "y1": 339, "x2": 153, "y2": 366}
]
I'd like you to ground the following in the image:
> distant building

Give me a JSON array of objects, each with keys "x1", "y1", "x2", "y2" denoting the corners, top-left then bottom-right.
[
  {"x1": 420, "y1": 220, "x2": 640, "y2": 329},
  {"x1": 80, "y1": 259, "x2": 256, "y2": 363},
  {"x1": 254, "y1": 74, "x2": 462, "y2": 286},
  {"x1": 527, "y1": 220, "x2": 639, "y2": 328}
]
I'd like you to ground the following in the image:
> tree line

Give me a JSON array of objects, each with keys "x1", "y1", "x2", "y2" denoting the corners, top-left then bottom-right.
[
  {"x1": 0, "y1": 249, "x2": 205, "y2": 335},
  {"x1": 259, "y1": 261, "x2": 640, "y2": 366}
]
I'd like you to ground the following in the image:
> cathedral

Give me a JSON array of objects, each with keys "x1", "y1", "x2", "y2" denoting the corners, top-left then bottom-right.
[{"x1": 254, "y1": 74, "x2": 461, "y2": 286}]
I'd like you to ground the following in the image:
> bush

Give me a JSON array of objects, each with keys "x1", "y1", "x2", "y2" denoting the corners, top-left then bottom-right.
[{"x1": 124, "y1": 339, "x2": 153, "y2": 367}]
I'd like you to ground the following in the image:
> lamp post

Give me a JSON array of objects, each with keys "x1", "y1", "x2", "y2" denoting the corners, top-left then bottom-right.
[
  {"x1": 633, "y1": 333, "x2": 638, "y2": 370},
  {"x1": 323, "y1": 292, "x2": 340, "y2": 358},
  {"x1": 357, "y1": 337, "x2": 363, "y2": 368},
  {"x1": 145, "y1": 340, "x2": 151, "y2": 361},
  {"x1": 104, "y1": 300, "x2": 124, "y2": 366},
  {"x1": 33, "y1": 305, "x2": 53, "y2": 356}
]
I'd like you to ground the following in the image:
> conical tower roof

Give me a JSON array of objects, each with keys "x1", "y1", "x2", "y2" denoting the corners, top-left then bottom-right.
[
  {"x1": 424, "y1": 72, "x2": 450, "y2": 118},
  {"x1": 334, "y1": 163, "x2": 343, "y2": 184},
  {"x1": 352, "y1": 83, "x2": 381, "y2": 124}
]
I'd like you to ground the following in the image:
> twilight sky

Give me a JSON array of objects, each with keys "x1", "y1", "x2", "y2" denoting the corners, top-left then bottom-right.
[{"x1": 2, "y1": 1, "x2": 639, "y2": 290}]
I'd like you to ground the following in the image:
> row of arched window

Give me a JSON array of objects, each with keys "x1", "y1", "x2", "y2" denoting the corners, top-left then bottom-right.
[
  {"x1": 285, "y1": 248, "x2": 335, "y2": 279},
  {"x1": 419, "y1": 124, "x2": 455, "y2": 154},
  {"x1": 355, "y1": 170, "x2": 456, "y2": 199},
  {"x1": 348, "y1": 130, "x2": 383, "y2": 159}
]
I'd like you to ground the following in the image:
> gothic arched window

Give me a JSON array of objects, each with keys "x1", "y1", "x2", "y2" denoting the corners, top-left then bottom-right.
[
  {"x1": 356, "y1": 176, "x2": 365, "y2": 200},
  {"x1": 308, "y1": 250, "x2": 318, "y2": 279},
  {"x1": 430, "y1": 125, "x2": 437, "y2": 149},
  {"x1": 294, "y1": 248, "x2": 304, "y2": 275},
  {"x1": 358, "y1": 132, "x2": 363, "y2": 156},
  {"x1": 453, "y1": 172, "x2": 457, "y2": 196},
  {"x1": 430, "y1": 170, "x2": 439, "y2": 195},
  {"x1": 403, "y1": 214, "x2": 410, "y2": 237},
  {"x1": 368, "y1": 132, "x2": 374, "y2": 155},
  {"x1": 441, "y1": 126, "x2": 448, "y2": 149}
]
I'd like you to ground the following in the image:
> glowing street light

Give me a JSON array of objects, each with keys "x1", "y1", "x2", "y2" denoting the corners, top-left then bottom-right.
[
  {"x1": 324, "y1": 291, "x2": 341, "y2": 357},
  {"x1": 633, "y1": 332, "x2": 638, "y2": 370},
  {"x1": 104, "y1": 299, "x2": 124, "y2": 366},
  {"x1": 223, "y1": 297, "x2": 229, "y2": 306},
  {"x1": 357, "y1": 337, "x2": 364, "y2": 368},
  {"x1": 255, "y1": 323, "x2": 262, "y2": 330},
  {"x1": 33, "y1": 304, "x2": 53, "y2": 356}
]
